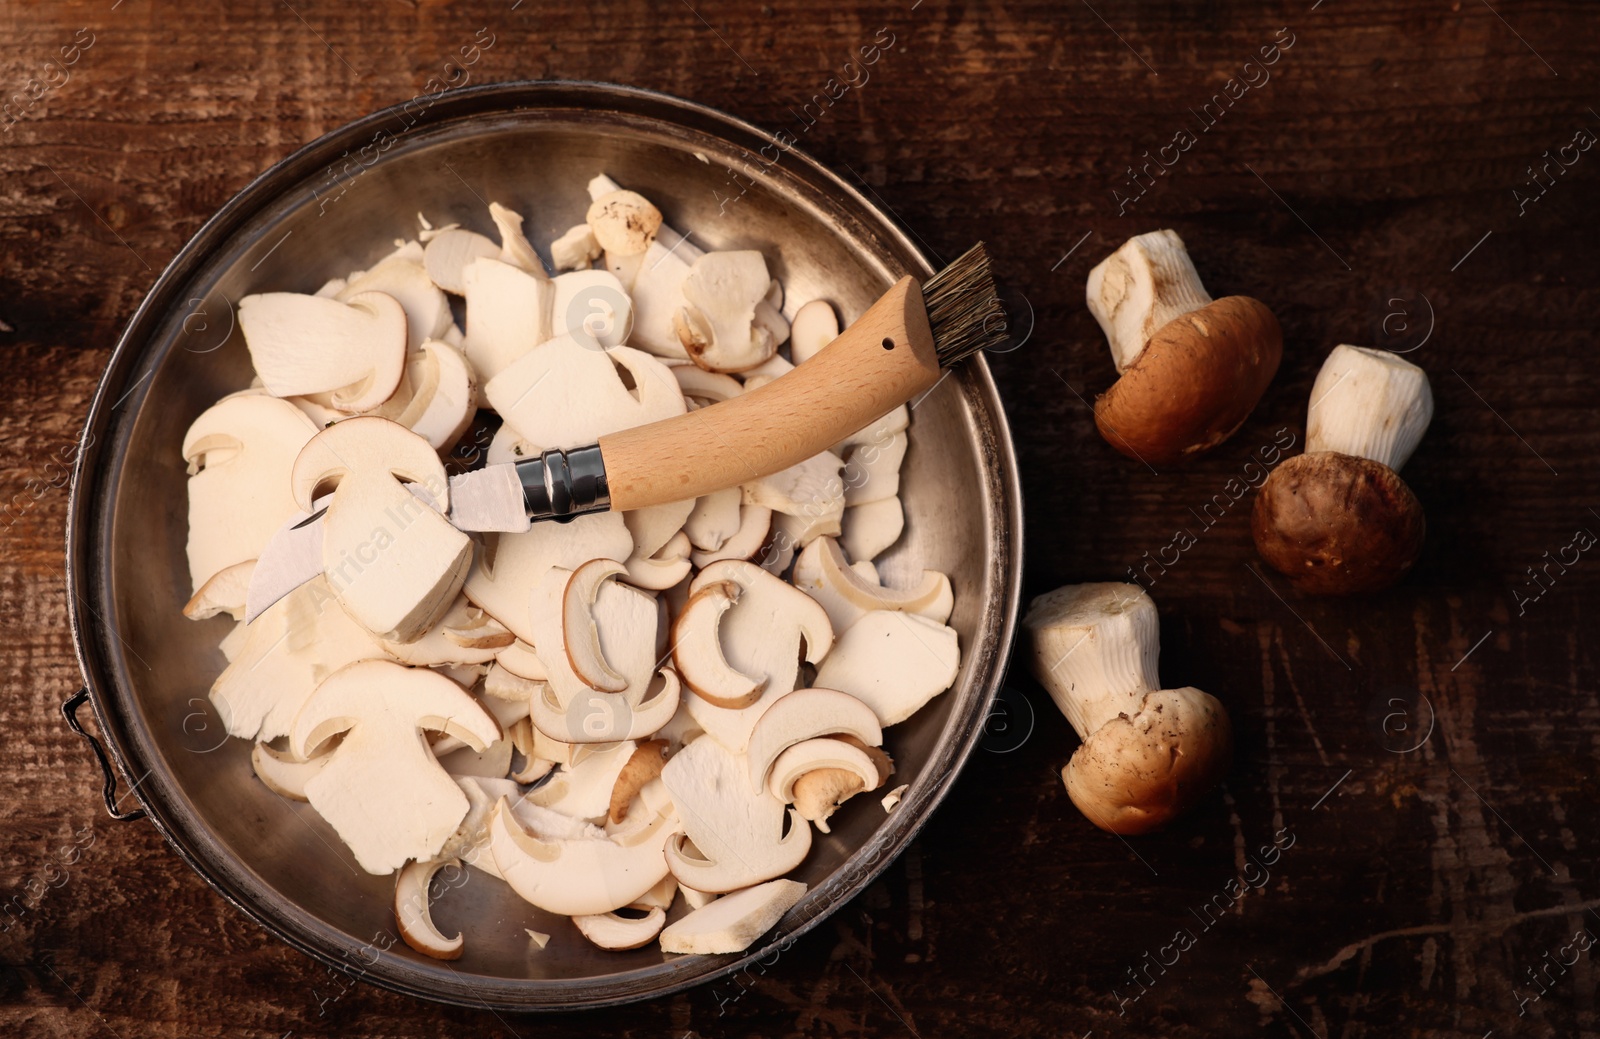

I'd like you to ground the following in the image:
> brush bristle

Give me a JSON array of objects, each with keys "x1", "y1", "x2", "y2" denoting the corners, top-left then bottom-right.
[{"x1": 922, "y1": 242, "x2": 1008, "y2": 367}]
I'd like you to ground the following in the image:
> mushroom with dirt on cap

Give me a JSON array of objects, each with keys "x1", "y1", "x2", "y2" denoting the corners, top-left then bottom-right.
[
  {"x1": 1023, "y1": 582, "x2": 1232, "y2": 835},
  {"x1": 1251, "y1": 344, "x2": 1432, "y2": 595},
  {"x1": 1087, "y1": 230, "x2": 1282, "y2": 464}
]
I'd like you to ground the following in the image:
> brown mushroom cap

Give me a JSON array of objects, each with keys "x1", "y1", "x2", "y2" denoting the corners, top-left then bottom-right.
[
  {"x1": 1062, "y1": 687, "x2": 1232, "y2": 836},
  {"x1": 1094, "y1": 296, "x2": 1282, "y2": 465},
  {"x1": 1251, "y1": 451, "x2": 1425, "y2": 595}
]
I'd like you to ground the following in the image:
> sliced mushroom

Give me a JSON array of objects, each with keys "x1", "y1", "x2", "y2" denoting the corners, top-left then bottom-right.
[
  {"x1": 382, "y1": 595, "x2": 510, "y2": 666},
  {"x1": 485, "y1": 334, "x2": 685, "y2": 450},
  {"x1": 672, "y1": 581, "x2": 767, "y2": 709},
  {"x1": 562, "y1": 559, "x2": 633, "y2": 692},
  {"x1": 791, "y1": 536, "x2": 953, "y2": 633},
  {"x1": 183, "y1": 560, "x2": 257, "y2": 621},
  {"x1": 658, "y1": 878, "x2": 807, "y2": 955},
  {"x1": 684, "y1": 487, "x2": 743, "y2": 553},
  {"x1": 789, "y1": 299, "x2": 839, "y2": 364},
  {"x1": 674, "y1": 251, "x2": 778, "y2": 373},
  {"x1": 608, "y1": 739, "x2": 669, "y2": 824},
  {"x1": 744, "y1": 688, "x2": 883, "y2": 794},
  {"x1": 463, "y1": 511, "x2": 634, "y2": 644},
  {"x1": 551, "y1": 223, "x2": 602, "y2": 271},
  {"x1": 182, "y1": 393, "x2": 319, "y2": 591},
  {"x1": 424, "y1": 227, "x2": 500, "y2": 295},
  {"x1": 488, "y1": 202, "x2": 548, "y2": 277},
  {"x1": 839, "y1": 497, "x2": 905, "y2": 563},
  {"x1": 622, "y1": 497, "x2": 696, "y2": 561},
  {"x1": 368, "y1": 340, "x2": 478, "y2": 451},
  {"x1": 290, "y1": 417, "x2": 470, "y2": 642},
  {"x1": 791, "y1": 769, "x2": 865, "y2": 834},
  {"x1": 551, "y1": 270, "x2": 633, "y2": 350},
  {"x1": 742, "y1": 450, "x2": 845, "y2": 526},
  {"x1": 627, "y1": 239, "x2": 696, "y2": 358},
  {"x1": 290, "y1": 660, "x2": 501, "y2": 874},
  {"x1": 495, "y1": 640, "x2": 549, "y2": 682},
  {"x1": 660, "y1": 734, "x2": 812, "y2": 893},
  {"x1": 881, "y1": 783, "x2": 910, "y2": 813},
  {"x1": 529, "y1": 562, "x2": 657, "y2": 706},
  {"x1": 488, "y1": 797, "x2": 674, "y2": 915},
  {"x1": 840, "y1": 431, "x2": 907, "y2": 507},
  {"x1": 240, "y1": 291, "x2": 408, "y2": 412},
  {"x1": 438, "y1": 736, "x2": 515, "y2": 780},
  {"x1": 250, "y1": 740, "x2": 332, "y2": 801},
  {"x1": 767, "y1": 737, "x2": 883, "y2": 833},
  {"x1": 524, "y1": 738, "x2": 638, "y2": 821},
  {"x1": 339, "y1": 242, "x2": 453, "y2": 350},
  {"x1": 573, "y1": 905, "x2": 667, "y2": 950},
  {"x1": 690, "y1": 505, "x2": 772, "y2": 569},
  {"x1": 395, "y1": 857, "x2": 465, "y2": 960},
  {"x1": 461, "y1": 256, "x2": 556, "y2": 387},
  {"x1": 634, "y1": 872, "x2": 679, "y2": 910},
  {"x1": 672, "y1": 366, "x2": 744, "y2": 408},
  {"x1": 812, "y1": 611, "x2": 959, "y2": 726},
  {"x1": 623, "y1": 529, "x2": 695, "y2": 591},
  {"x1": 586, "y1": 189, "x2": 662, "y2": 256}
]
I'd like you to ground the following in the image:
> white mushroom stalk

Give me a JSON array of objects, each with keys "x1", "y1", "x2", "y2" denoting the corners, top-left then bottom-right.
[
  {"x1": 1086, "y1": 229, "x2": 1213, "y2": 372},
  {"x1": 1305, "y1": 344, "x2": 1434, "y2": 472},
  {"x1": 1021, "y1": 582, "x2": 1158, "y2": 738}
]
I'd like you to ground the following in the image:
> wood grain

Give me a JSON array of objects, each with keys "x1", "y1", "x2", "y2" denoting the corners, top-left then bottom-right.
[{"x1": 3, "y1": 1, "x2": 1598, "y2": 1036}]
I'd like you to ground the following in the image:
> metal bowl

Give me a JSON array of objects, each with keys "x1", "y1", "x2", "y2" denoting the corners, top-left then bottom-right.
[{"x1": 66, "y1": 81, "x2": 1022, "y2": 1011}]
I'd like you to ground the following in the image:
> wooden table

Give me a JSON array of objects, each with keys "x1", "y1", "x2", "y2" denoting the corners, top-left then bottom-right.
[{"x1": 3, "y1": 1, "x2": 1596, "y2": 1035}]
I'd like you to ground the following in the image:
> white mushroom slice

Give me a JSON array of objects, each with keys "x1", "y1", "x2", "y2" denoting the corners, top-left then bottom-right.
[
  {"x1": 812, "y1": 611, "x2": 960, "y2": 726},
  {"x1": 684, "y1": 487, "x2": 743, "y2": 552},
  {"x1": 586, "y1": 189, "x2": 662, "y2": 256},
  {"x1": 240, "y1": 291, "x2": 408, "y2": 412},
  {"x1": 528, "y1": 665, "x2": 681, "y2": 745},
  {"x1": 290, "y1": 417, "x2": 470, "y2": 643},
  {"x1": 381, "y1": 595, "x2": 508, "y2": 666},
  {"x1": 562, "y1": 559, "x2": 633, "y2": 692},
  {"x1": 840, "y1": 497, "x2": 904, "y2": 563},
  {"x1": 789, "y1": 300, "x2": 839, "y2": 364},
  {"x1": 424, "y1": 227, "x2": 500, "y2": 295},
  {"x1": 744, "y1": 687, "x2": 882, "y2": 794},
  {"x1": 1087, "y1": 228, "x2": 1214, "y2": 372},
  {"x1": 767, "y1": 736, "x2": 880, "y2": 802},
  {"x1": 881, "y1": 783, "x2": 909, "y2": 813},
  {"x1": 674, "y1": 251, "x2": 777, "y2": 373},
  {"x1": 833, "y1": 404, "x2": 909, "y2": 455},
  {"x1": 464, "y1": 512, "x2": 634, "y2": 644},
  {"x1": 291, "y1": 660, "x2": 500, "y2": 874},
  {"x1": 551, "y1": 223, "x2": 601, "y2": 271},
  {"x1": 488, "y1": 202, "x2": 547, "y2": 277},
  {"x1": 485, "y1": 423, "x2": 540, "y2": 467},
  {"x1": 485, "y1": 335, "x2": 685, "y2": 450},
  {"x1": 607, "y1": 740, "x2": 669, "y2": 824},
  {"x1": 690, "y1": 505, "x2": 772, "y2": 569},
  {"x1": 791, "y1": 536, "x2": 953, "y2": 633},
  {"x1": 623, "y1": 530, "x2": 694, "y2": 591},
  {"x1": 672, "y1": 581, "x2": 767, "y2": 709},
  {"x1": 439, "y1": 776, "x2": 523, "y2": 878},
  {"x1": 218, "y1": 618, "x2": 249, "y2": 663},
  {"x1": 211, "y1": 576, "x2": 389, "y2": 741},
  {"x1": 550, "y1": 270, "x2": 633, "y2": 350},
  {"x1": 634, "y1": 872, "x2": 679, "y2": 910},
  {"x1": 627, "y1": 239, "x2": 695, "y2": 358},
  {"x1": 768, "y1": 510, "x2": 836, "y2": 562},
  {"x1": 840, "y1": 431, "x2": 907, "y2": 507},
  {"x1": 753, "y1": 298, "x2": 791, "y2": 350},
  {"x1": 495, "y1": 638, "x2": 549, "y2": 680},
  {"x1": 739, "y1": 351, "x2": 795, "y2": 387},
  {"x1": 339, "y1": 245, "x2": 453, "y2": 349},
  {"x1": 653, "y1": 698, "x2": 706, "y2": 751},
  {"x1": 586, "y1": 173, "x2": 624, "y2": 200},
  {"x1": 573, "y1": 906, "x2": 667, "y2": 950},
  {"x1": 395, "y1": 858, "x2": 465, "y2": 960},
  {"x1": 314, "y1": 276, "x2": 347, "y2": 298},
  {"x1": 660, "y1": 735, "x2": 812, "y2": 893},
  {"x1": 680, "y1": 885, "x2": 718, "y2": 910},
  {"x1": 183, "y1": 560, "x2": 256, "y2": 621},
  {"x1": 380, "y1": 340, "x2": 477, "y2": 451},
  {"x1": 433, "y1": 662, "x2": 486, "y2": 690},
  {"x1": 1306, "y1": 344, "x2": 1434, "y2": 472},
  {"x1": 623, "y1": 497, "x2": 696, "y2": 560},
  {"x1": 658, "y1": 878, "x2": 806, "y2": 955},
  {"x1": 689, "y1": 560, "x2": 833, "y2": 705},
  {"x1": 250, "y1": 741, "x2": 331, "y2": 801},
  {"x1": 182, "y1": 394, "x2": 319, "y2": 591},
  {"x1": 444, "y1": 605, "x2": 515, "y2": 651},
  {"x1": 672, "y1": 366, "x2": 743, "y2": 408},
  {"x1": 1021, "y1": 582, "x2": 1159, "y2": 739},
  {"x1": 462, "y1": 257, "x2": 556, "y2": 387},
  {"x1": 439, "y1": 736, "x2": 514, "y2": 780},
  {"x1": 488, "y1": 797, "x2": 674, "y2": 915},
  {"x1": 742, "y1": 450, "x2": 845, "y2": 524},
  {"x1": 526, "y1": 929, "x2": 552, "y2": 949}
]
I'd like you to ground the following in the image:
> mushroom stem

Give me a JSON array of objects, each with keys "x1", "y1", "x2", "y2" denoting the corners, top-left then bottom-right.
[
  {"x1": 1306, "y1": 345, "x2": 1434, "y2": 472},
  {"x1": 1087, "y1": 229, "x2": 1213, "y2": 372},
  {"x1": 1022, "y1": 582, "x2": 1159, "y2": 740}
]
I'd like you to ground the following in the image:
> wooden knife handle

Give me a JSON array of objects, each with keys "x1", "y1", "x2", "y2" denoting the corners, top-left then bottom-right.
[{"x1": 598, "y1": 275, "x2": 939, "y2": 512}]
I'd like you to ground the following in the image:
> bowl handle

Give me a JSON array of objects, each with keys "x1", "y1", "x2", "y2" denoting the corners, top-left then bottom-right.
[{"x1": 61, "y1": 689, "x2": 147, "y2": 822}]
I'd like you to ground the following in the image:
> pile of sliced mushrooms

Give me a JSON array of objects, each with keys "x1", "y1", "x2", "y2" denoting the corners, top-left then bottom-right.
[{"x1": 181, "y1": 175, "x2": 961, "y2": 960}]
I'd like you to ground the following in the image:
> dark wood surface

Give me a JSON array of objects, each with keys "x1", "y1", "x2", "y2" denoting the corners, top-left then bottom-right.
[{"x1": 4, "y1": 0, "x2": 1598, "y2": 1035}]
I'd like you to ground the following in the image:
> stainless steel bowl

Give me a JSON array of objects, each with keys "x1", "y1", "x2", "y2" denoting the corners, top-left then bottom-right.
[{"x1": 66, "y1": 81, "x2": 1022, "y2": 1010}]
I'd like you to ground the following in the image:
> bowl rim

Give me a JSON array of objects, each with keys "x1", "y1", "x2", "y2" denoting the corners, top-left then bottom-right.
[{"x1": 66, "y1": 79, "x2": 1024, "y2": 1011}]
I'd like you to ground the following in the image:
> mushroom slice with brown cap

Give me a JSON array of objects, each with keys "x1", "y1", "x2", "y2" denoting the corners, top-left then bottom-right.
[
  {"x1": 608, "y1": 740, "x2": 669, "y2": 824},
  {"x1": 574, "y1": 906, "x2": 667, "y2": 950},
  {"x1": 495, "y1": 640, "x2": 548, "y2": 682},
  {"x1": 551, "y1": 223, "x2": 601, "y2": 271},
  {"x1": 184, "y1": 560, "x2": 256, "y2": 621},
  {"x1": 744, "y1": 688, "x2": 883, "y2": 794},
  {"x1": 812, "y1": 611, "x2": 959, "y2": 727},
  {"x1": 485, "y1": 334, "x2": 686, "y2": 450},
  {"x1": 424, "y1": 227, "x2": 501, "y2": 295},
  {"x1": 251, "y1": 740, "x2": 331, "y2": 801},
  {"x1": 395, "y1": 857, "x2": 467, "y2": 960},
  {"x1": 1253, "y1": 346, "x2": 1432, "y2": 595},
  {"x1": 339, "y1": 242, "x2": 453, "y2": 349},
  {"x1": 444, "y1": 604, "x2": 515, "y2": 651},
  {"x1": 290, "y1": 659, "x2": 501, "y2": 874},
  {"x1": 488, "y1": 796, "x2": 674, "y2": 915},
  {"x1": 465, "y1": 512, "x2": 634, "y2": 645},
  {"x1": 623, "y1": 530, "x2": 694, "y2": 591},
  {"x1": 674, "y1": 251, "x2": 779, "y2": 373},
  {"x1": 461, "y1": 256, "x2": 556, "y2": 387},
  {"x1": 766, "y1": 737, "x2": 883, "y2": 833},
  {"x1": 1087, "y1": 230, "x2": 1282, "y2": 464},
  {"x1": 1022, "y1": 582, "x2": 1158, "y2": 738},
  {"x1": 562, "y1": 559, "x2": 632, "y2": 692},
  {"x1": 789, "y1": 299, "x2": 839, "y2": 365},
  {"x1": 183, "y1": 394, "x2": 319, "y2": 591},
  {"x1": 658, "y1": 878, "x2": 807, "y2": 955},
  {"x1": 1063, "y1": 687, "x2": 1233, "y2": 836},
  {"x1": 672, "y1": 581, "x2": 767, "y2": 710},
  {"x1": 530, "y1": 562, "x2": 658, "y2": 706},
  {"x1": 660, "y1": 734, "x2": 813, "y2": 893},
  {"x1": 291, "y1": 417, "x2": 470, "y2": 643},
  {"x1": 690, "y1": 505, "x2": 772, "y2": 569},
  {"x1": 586, "y1": 189, "x2": 662, "y2": 256},
  {"x1": 240, "y1": 291, "x2": 409, "y2": 413},
  {"x1": 792, "y1": 536, "x2": 953, "y2": 633},
  {"x1": 840, "y1": 497, "x2": 905, "y2": 564}
]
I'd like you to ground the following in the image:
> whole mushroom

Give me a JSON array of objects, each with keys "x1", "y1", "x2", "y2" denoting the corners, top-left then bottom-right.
[
  {"x1": 1023, "y1": 582, "x2": 1232, "y2": 835},
  {"x1": 1087, "y1": 230, "x2": 1282, "y2": 464},
  {"x1": 1252, "y1": 345, "x2": 1432, "y2": 595}
]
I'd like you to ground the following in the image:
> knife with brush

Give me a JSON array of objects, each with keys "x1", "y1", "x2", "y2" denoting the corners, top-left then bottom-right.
[{"x1": 244, "y1": 243, "x2": 1006, "y2": 622}]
